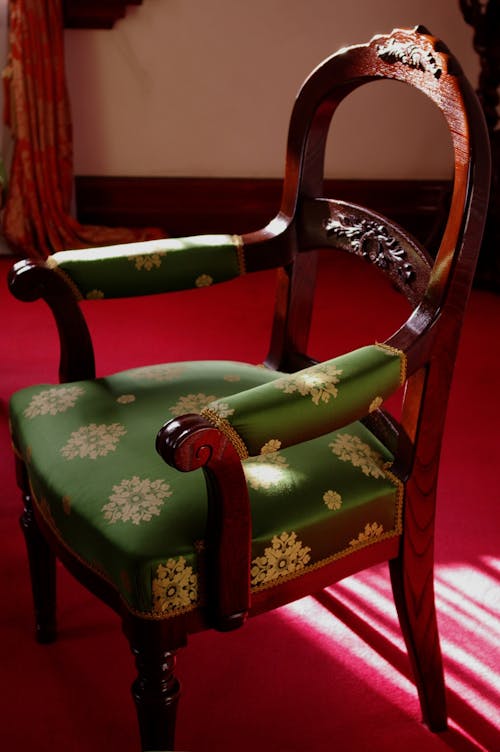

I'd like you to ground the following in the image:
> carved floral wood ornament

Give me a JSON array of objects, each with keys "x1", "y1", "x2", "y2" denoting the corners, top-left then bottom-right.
[
  {"x1": 324, "y1": 210, "x2": 416, "y2": 283},
  {"x1": 376, "y1": 32, "x2": 444, "y2": 78}
]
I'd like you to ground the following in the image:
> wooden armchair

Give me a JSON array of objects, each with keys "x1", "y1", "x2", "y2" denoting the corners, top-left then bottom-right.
[{"x1": 7, "y1": 27, "x2": 490, "y2": 750}]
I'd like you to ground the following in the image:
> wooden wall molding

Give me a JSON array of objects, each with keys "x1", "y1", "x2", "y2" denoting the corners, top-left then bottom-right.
[
  {"x1": 63, "y1": 1, "x2": 143, "y2": 29},
  {"x1": 74, "y1": 176, "x2": 451, "y2": 248}
]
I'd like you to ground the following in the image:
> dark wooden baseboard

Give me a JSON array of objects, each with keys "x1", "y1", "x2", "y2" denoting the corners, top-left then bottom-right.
[
  {"x1": 63, "y1": 1, "x2": 143, "y2": 29},
  {"x1": 74, "y1": 176, "x2": 451, "y2": 249}
]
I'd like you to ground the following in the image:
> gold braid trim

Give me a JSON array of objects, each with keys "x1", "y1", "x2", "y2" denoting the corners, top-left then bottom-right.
[
  {"x1": 200, "y1": 407, "x2": 249, "y2": 460},
  {"x1": 231, "y1": 234, "x2": 246, "y2": 276},
  {"x1": 384, "y1": 467, "x2": 404, "y2": 535},
  {"x1": 45, "y1": 256, "x2": 84, "y2": 302},
  {"x1": 374, "y1": 342, "x2": 407, "y2": 385}
]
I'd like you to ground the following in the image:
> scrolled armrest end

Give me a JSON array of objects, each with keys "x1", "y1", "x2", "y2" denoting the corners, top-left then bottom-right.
[
  {"x1": 156, "y1": 414, "x2": 235, "y2": 472},
  {"x1": 8, "y1": 259, "x2": 52, "y2": 302}
]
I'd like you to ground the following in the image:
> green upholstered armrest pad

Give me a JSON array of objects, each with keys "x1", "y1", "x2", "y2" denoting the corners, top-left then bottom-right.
[
  {"x1": 202, "y1": 344, "x2": 405, "y2": 458},
  {"x1": 46, "y1": 234, "x2": 245, "y2": 299}
]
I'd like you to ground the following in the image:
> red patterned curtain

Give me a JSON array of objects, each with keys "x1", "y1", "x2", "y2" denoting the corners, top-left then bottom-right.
[{"x1": 2, "y1": 0, "x2": 162, "y2": 259}]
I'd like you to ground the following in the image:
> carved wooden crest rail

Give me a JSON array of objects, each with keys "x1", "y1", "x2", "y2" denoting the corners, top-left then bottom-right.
[{"x1": 63, "y1": 0, "x2": 143, "y2": 29}]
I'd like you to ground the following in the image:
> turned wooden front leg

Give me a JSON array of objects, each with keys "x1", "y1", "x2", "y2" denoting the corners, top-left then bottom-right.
[
  {"x1": 124, "y1": 617, "x2": 182, "y2": 751},
  {"x1": 16, "y1": 456, "x2": 57, "y2": 644}
]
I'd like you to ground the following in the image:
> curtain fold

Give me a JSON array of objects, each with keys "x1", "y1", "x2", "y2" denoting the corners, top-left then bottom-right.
[{"x1": 2, "y1": 0, "x2": 163, "y2": 259}]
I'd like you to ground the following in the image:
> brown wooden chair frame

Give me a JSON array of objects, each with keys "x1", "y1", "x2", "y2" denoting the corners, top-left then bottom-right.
[{"x1": 8, "y1": 26, "x2": 491, "y2": 750}]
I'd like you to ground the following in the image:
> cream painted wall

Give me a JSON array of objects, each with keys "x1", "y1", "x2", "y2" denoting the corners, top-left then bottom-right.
[{"x1": 64, "y1": 0, "x2": 479, "y2": 180}]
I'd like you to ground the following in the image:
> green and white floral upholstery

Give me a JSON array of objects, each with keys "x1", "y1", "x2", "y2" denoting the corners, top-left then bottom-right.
[{"x1": 10, "y1": 344, "x2": 405, "y2": 617}]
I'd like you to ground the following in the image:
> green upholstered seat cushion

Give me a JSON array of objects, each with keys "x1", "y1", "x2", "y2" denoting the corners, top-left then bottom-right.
[{"x1": 9, "y1": 360, "x2": 402, "y2": 617}]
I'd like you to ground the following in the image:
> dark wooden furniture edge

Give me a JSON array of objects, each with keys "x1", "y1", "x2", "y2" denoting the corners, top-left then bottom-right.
[
  {"x1": 63, "y1": 1, "x2": 143, "y2": 29},
  {"x1": 74, "y1": 176, "x2": 452, "y2": 247},
  {"x1": 459, "y1": 0, "x2": 500, "y2": 291}
]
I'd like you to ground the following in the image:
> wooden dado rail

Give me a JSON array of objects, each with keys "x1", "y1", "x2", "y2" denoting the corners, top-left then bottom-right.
[{"x1": 63, "y1": 0, "x2": 143, "y2": 29}]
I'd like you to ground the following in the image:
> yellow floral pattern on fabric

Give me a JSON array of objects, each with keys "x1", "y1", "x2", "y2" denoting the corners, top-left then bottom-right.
[
  {"x1": 205, "y1": 400, "x2": 235, "y2": 419},
  {"x1": 129, "y1": 364, "x2": 186, "y2": 382},
  {"x1": 244, "y1": 447, "x2": 289, "y2": 490},
  {"x1": 323, "y1": 490, "x2": 342, "y2": 510},
  {"x1": 349, "y1": 522, "x2": 384, "y2": 547},
  {"x1": 170, "y1": 393, "x2": 218, "y2": 415},
  {"x1": 116, "y1": 394, "x2": 136, "y2": 404},
  {"x1": 273, "y1": 363, "x2": 343, "y2": 405},
  {"x1": 152, "y1": 557, "x2": 198, "y2": 614},
  {"x1": 102, "y1": 476, "x2": 172, "y2": 525},
  {"x1": 86, "y1": 289, "x2": 105, "y2": 300},
  {"x1": 60, "y1": 423, "x2": 127, "y2": 460},
  {"x1": 261, "y1": 439, "x2": 282, "y2": 454},
  {"x1": 128, "y1": 252, "x2": 166, "y2": 271},
  {"x1": 329, "y1": 433, "x2": 387, "y2": 478},
  {"x1": 195, "y1": 274, "x2": 213, "y2": 287},
  {"x1": 251, "y1": 532, "x2": 311, "y2": 587},
  {"x1": 23, "y1": 385, "x2": 85, "y2": 418}
]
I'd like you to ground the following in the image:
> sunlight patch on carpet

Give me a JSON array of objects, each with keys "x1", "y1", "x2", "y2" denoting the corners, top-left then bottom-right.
[
  {"x1": 436, "y1": 558, "x2": 500, "y2": 725},
  {"x1": 280, "y1": 558, "x2": 499, "y2": 750}
]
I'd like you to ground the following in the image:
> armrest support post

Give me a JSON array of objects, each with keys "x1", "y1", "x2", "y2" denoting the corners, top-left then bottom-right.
[
  {"x1": 8, "y1": 259, "x2": 96, "y2": 382},
  {"x1": 156, "y1": 414, "x2": 252, "y2": 631}
]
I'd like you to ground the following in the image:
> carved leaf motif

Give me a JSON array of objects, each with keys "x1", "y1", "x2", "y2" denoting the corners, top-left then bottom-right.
[
  {"x1": 323, "y1": 213, "x2": 415, "y2": 282},
  {"x1": 377, "y1": 37, "x2": 442, "y2": 79}
]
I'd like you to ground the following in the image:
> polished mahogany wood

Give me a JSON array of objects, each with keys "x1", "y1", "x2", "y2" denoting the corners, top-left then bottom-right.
[
  {"x1": 156, "y1": 415, "x2": 252, "y2": 631},
  {"x1": 8, "y1": 259, "x2": 96, "y2": 382},
  {"x1": 124, "y1": 618, "x2": 181, "y2": 752},
  {"x1": 17, "y1": 459, "x2": 57, "y2": 644},
  {"x1": 9, "y1": 27, "x2": 491, "y2": 749}
]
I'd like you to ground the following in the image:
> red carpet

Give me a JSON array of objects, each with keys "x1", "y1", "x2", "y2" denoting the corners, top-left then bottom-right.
[{"x1": 1, "y1": 253, "x2": 499, "y2": 751}]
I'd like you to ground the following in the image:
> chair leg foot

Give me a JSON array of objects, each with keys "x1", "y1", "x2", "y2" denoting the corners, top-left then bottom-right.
[
  {"x1": 20, "y1": 499, "x2": 57, "y2": 644},
  {"x1": 390, "y1": 556, "x2": 447, "y2": 731},
  {"x1": 125, "y1": 617, "x2": 181, "y2": 751}
]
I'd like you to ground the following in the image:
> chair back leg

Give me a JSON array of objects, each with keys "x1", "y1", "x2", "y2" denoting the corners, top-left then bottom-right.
[{"x1": 389, "y1": 553, "x2": 447, "y2": 731}]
